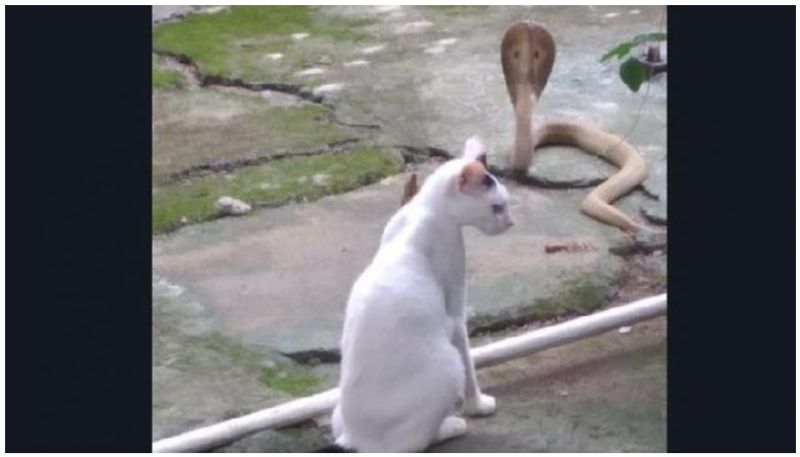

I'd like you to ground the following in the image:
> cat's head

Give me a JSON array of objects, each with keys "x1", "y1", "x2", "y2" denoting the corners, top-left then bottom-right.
[{"x1": 449, "y1": 136, "x2": 513, "y2": 235}]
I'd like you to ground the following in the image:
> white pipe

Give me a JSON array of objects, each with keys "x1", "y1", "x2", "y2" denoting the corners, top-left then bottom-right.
[
  {"x1": 472, "y1": 293, "x2": 667, "y2": 368},
  {"x1": 153, "y1": 388, "x2": 341, "y2": 453},
  {"x1": 153, "y1": 294, "x2": 666, "y2": 452}
]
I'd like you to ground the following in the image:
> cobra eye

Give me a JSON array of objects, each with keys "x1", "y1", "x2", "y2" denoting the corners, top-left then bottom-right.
[{"x1": 491, "y1": 204, "x2": 505, "y2": 214}]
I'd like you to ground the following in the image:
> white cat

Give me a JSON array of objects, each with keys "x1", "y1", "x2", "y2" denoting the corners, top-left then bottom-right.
[{"x1": 331, "y1": 136, "x2": 513, "y2": 452}]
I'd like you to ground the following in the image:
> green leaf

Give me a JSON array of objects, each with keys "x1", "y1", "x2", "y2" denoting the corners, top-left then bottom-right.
[
  {"x1": 601, "y1": 41, "x2": 635, "y2": 62},
  {"x1": 631, "y1": 32, "x2": 667, "y2": 45},
  {"x1": 601, "y1": 32, "x2": 667, "y2": 63},
  {"x1": 619, "y1": 57, "x2": 647, "y2": 92}
]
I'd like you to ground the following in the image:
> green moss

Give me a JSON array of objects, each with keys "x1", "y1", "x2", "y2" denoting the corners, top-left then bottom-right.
[
  {"x1": 469, "y1": 276, "x2": 614, "y2": 334},
  {"x1": 259, "y1": 365, "x2": 320, "y2": 397},
  {"x1": 263, "y1": 105, "x2": 343, "y2": 144},
  {"x1": 152, "y1": 93, "x2": 347, "y2": 183},
  {"x1": 153, "y1": 147, "x2": 404, "y2": 234},
  {"x1": 152, "y1": 6, "x2": 373, "y2": 82},
  {"x1": 152, "y1": 55, "x2": 186, "y2": 89},
  {"x1": 177, "y1": 332, "x2": 265, "y2": 367},
  {"x1": 173, "y1": 332, "x2": 320, "y2": 397},
  {"x1": 528, "y1": 277, "x2": 609, "y2": 317}
]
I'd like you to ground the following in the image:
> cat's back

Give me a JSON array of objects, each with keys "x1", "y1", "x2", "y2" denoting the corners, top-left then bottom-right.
[
  {"x1": 344, "y1": 211, "x2": 445, "y2": 334},
  {"x1": 348, "y1": 237, "x2": 440, "y2": 315}
]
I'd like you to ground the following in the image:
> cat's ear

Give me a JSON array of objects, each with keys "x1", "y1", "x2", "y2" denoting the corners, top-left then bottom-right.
[
  {"x1": 400, "y1": 173, "x2": 418, "y2": 206},
  {"x1": 458, "y1": 160, "x2": 487, "y2": 191},
  {"x1": 462, "y1": 135, "x2": 488, "y2": 166}
]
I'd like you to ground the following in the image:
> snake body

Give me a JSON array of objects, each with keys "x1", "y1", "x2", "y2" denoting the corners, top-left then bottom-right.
[{"x1": 501, "y1": 22, "x2": 648, "y2": 232}]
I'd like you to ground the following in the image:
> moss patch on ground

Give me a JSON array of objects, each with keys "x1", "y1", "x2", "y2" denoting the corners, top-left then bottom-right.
[
  {"x1": 176, "y1": 332, "x2": 321, "y2": 397},
  {"x1": 174, "y1": 332, "x2": 265, "y2": 369},
  {"x1": 152, "y1": 55, "x2": 186, "y2": 90},
  {"x1": 153, "y1": 89, "x2": 346, "y2": 182},
  {"x1": 259, "y1": 365, "x2": 320, "y2": 397},
  {"x1": 153, "y1": 277, "x2": 327, "y2": 439},
  {"x1": 153, "y1": 147, "x2": 404, "y2": 234},
  {"x1": 153, "y1": 6, "x2": 373, "y2": 83},
  {"x1": 469, "y1": 275, "x2": 616, "y2": 335}
]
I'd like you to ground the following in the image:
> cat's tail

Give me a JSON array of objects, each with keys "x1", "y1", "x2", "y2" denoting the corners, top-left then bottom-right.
[{"x1": 315, "y1": 443, "x2": 355, "y2": 453}]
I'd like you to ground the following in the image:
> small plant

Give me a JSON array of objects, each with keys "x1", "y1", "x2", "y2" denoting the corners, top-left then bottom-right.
[{"x1": 601, "y1": 32, "x2": 667, "y2": 92}]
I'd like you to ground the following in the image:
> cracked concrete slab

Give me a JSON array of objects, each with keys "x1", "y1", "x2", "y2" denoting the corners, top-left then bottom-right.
[
  {"x1": 153, "y1": 6, "x2": 377, "y2": 85},
  {"x1": 152, "y1": 6, "x2": 667, "y2": 450},
  {"x1": 153, "y1": 161, "x2": 631, "y2": 355},
  {"x1": 152, "y1": 146, "x2": 404, "y2": 234},
  {"x1": 316, "y1": 6, "x2": 666, "y2": 202},
  {"x1": 338, "y1": 5, "x2": 670, "y2": 217},
  {"x1": 431, "y1": 317, "x2": 666, "y2": 452},
  {"x1": 207, "y1": 315, "x2": 666, "y2": 452},
  {"x1": 153, "y1": 274, "x2": 289, "y2": 441},
  {"x1": 153, "y1": 273, "x2": 342, "y2": 442},
  {"x1": 153, "y1": 5, "x2": 666, "y2": 215},
  {"x1": 153, "y1": 88, "x2": 349, "y2": 182}
]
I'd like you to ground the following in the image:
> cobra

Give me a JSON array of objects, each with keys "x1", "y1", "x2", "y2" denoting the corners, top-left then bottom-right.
[{"x1": 501, "y1": 21, "x2": 652, "y2": 233}]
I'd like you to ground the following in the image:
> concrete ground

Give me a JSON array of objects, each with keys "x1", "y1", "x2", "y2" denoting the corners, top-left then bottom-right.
[
  {"x1": 211, "y1": 313, "x2": 666, "y2": 453},
  {"x1": 152, "y1": 5, "x2": 667, "y2": 452},
  {"x1": 431, "y1": 288, "x2": 666, "y2": 452}
]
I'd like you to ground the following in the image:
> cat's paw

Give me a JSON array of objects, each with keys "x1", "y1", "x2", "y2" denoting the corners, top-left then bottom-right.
[
  {"x1": 463, "y1": 393, "x2": 496, "y2": 417},
  {"x1": 435, "y1": 416, "x2": 467, "y2": 443}
]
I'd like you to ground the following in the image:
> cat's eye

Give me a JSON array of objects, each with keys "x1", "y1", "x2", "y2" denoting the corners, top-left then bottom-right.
[
  {"x1": 491, "y1": 204, "x2": 505, "y2": 214},
  {"x1": 482, "y1": 174, "x2": 496, "y2": 188}
]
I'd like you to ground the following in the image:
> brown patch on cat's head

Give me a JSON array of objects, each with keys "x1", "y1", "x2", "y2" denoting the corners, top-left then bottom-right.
[
  {"x1": 458, "y1": 160, "x2": 488, "y2": 190},
  {"x1": 400, "y1": 173, "x2": 418, "y2": 206}
]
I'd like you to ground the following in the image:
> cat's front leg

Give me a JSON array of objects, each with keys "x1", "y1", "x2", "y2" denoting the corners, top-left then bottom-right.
[{"x1": 452, "y1": 317, "x2": 497, "y2": 417}]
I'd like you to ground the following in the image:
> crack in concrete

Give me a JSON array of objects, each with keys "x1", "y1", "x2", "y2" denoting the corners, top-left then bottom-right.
[
  {"x1": 157, "y1": 140, "x2": 444, "y2": 190},
  {"x1": 320, "y1": 105, "x2": 382, "y2": 131},
  {"x1": 153, "y1": 54, "x2": 660, "y2": 199},
  {"x1": 394, "y1": 145, "x2": 452, "y2": 164},
  {"x1": 270, "y1": 249, "x2": 666, "y2": 360},
  {"x1": 328, "y1": 117, "x2": 382, "y2": 131},
  {"x1": 608, "y1": 240, "x2": 666, "y2": 257},
  {"x1": 392, "y1": 145, "x2": 660, "y2": 200},
  {"x1": 154, "y1": 49, "x2": 325, "y2": 103},
  {"x1": 467, "y1": 299, "x2": 610, "y2": 337},
  {"x1": 608, "y1": 232, "x2": 667, "y2": 257},
  {"x1": 490, "y1": 166, "x2": 659, "y2": 201},
  {"x1": 469, "y1": 254, "x2": 667, "y2": 337},
  {"x1": 491, "y1": 166, "x2": 604, "y2": 189},
  {"x1": 281, "y1": 348, "x2": 341, "y2": 365},
  {"x1": 159, "y1": 138, "x2": 362, "y2": 185},
  {"x1": 640, "y1": 207, "x2": 667, "y2": 226},
  {"x1": 154, "y1": 50, "x2": 385, "y2": 133}
]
